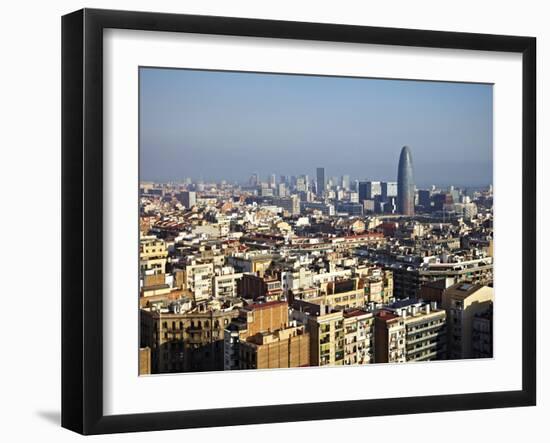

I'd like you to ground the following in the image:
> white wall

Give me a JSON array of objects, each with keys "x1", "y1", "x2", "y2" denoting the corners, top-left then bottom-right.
[{"x1": 0, "y1": 0, "x2": 546, "y2": 441}]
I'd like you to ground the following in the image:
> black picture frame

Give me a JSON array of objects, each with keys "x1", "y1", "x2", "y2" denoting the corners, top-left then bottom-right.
[{"x1": 61, "y1": 8, "x2": 537, "y2": 435}]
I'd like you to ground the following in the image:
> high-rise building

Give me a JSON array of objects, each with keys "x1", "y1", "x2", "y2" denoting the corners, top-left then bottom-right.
[
  {"x1": 358, "y1": 181, "x2": 368, "y2": 202},
  {"x1": 178, "y1": 191, "x2": 196, "y2": 209},
  {"x1": 381, "y1": 181, "x2": 398, "y2": 198},
  {"x1": 358, "y1": 181, "x2": 382, "y2": 201},
  {"x1": 366, "y1": 181, "x2": 382, "y2": 200},
  {"x1": 316, "y1": 167, "x2": 326, "y2": 197},
  {"x1": 341, "y1": 175, "x2": 350, "y2": 190},
  {"x1": 269, "y1": 174, "x2": 276, "y2": 189},
  {"x1": 249, "y1": 173, "x2": 259, "y2": 187},
  {"x1": 418, "y1": 189, "x2": 431, "y2": 209},
  {"x1": 296, "y1": 176, "x2": 307, "y2": 192},
  {"x1": 397, "y1": 146, "x2": 415, "y2": 216}
]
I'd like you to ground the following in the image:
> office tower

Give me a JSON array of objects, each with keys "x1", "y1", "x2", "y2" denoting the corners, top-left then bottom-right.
[
  {"x1": 418, "y1": 189, "x2": 431, "y2": 208},
  {"x1": 269, "y1": 174, "x2": 276, "y2": 189},
  {"x1": 277, "y1": 182, "x2": 287, "y2": 197},
  {"x1": 397, "y1": 145, "x2": 415, "y2": 216},
  {"x1": 316, "y1": 167, "x2": 326, "y2": 197},
  {"x1": 366, "y1": 181, "x2": 382, "y2": 199},
  {"x1": 249, "y1": 173, "x2": 259, "y2": 186},
  {"x1": 359, "y1": 181, "x2": 382, "y2": 202},
  {"x1": 178, "y1": 190, "x2": 196, "y2": 209},
  {"x1": 381, "y1": 181, "x2": 398, "y2": 198},
  {"x1": 442, "y1": 283, "x2": 494, "y2": 359},
  {"x1": 303, "y1": 175, "x2": 310, "y2": 191},
  {"x1": 358, "y1": 181, "x2": 368, "y2": 202},
  {"x1": 296, "y1": 176, "x2": 306, "y2": 192},
  {"x1": 341, "y1": 175, "x2": 350, "y2": 190}
]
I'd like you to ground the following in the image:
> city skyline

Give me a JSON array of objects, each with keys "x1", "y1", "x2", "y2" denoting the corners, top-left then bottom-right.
[{"x1": 140, "y1": 68, "x2": 493, "y2": 187}]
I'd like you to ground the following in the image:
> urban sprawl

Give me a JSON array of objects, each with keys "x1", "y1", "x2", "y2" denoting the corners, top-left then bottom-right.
[{"x1": 139, "y1": 146, "x2": 494, "y2": 374}]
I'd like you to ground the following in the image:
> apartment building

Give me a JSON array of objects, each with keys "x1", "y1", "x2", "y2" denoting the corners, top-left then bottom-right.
[
  {"x1": 471, "y1": 303, "x2": 493, "y2": 359},
  {"x1": 292, "y1": 301, "x2": 345, "y2": 366},
  {"x1": 185, "y1": 262, "x2": 214, "y2": 303},
  {"x1": 140, "y1": 306, "x2": 239, "y2": 373},
  {"x1": 374, "y1": 309, "x2": 406, "y2": 363},
  {"x1": 442, "y1": 283, "x2": 494, "y2": 359},
  {"x1": 343, "y1": 309, "x2": 375, "y2": 365},
  {"x1": 238, "y1": 324, "x2": 310, "y2": 369},
  {"x1": 390, "y1": 300, "x2": 447, "y2": 362},
  {"x1": 139, "y1": 235, "x2": 168, "y2": 275}
]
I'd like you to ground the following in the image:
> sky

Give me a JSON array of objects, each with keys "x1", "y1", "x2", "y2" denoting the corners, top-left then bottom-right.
[{"x1": 139, "y1": 67, "x2": 493, "y2": 188}]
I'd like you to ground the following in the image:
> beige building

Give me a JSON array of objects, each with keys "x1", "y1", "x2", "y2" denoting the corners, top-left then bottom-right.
[
  {"x1": 139, "y1": 347, "x2": 151, "y2": 375},
  {"x1": 140, "y1": 306, "x2": 239, "y2": 373},
  {"x1": 140, "y1": 235, "x2": 168, "y2": 275},
  {"x1": 355, "y1": 266, "x2": 394, "y2": 303},
  {"x1": 395, "y1": 301, "x2": 447, "y2": 362},
  {"x1": 240, "y1": 301, "x2": 289, "y2": 337},
  {"x1": 213, "y1": 271, "x2": 243, "y2": 298},
  {"x1": 228, "y1": 253, "x2": 273, "y2": 276},
  {"x1": 292, "y1": 301, "x2": 344, "y2": 366},
  {"x1": 238, "y1": 325, "x2": 310, "y2": 369},
  {"x1": 185, "y1": 262, "x2": 214, "y2": 303},
  {"x1": 442, "y1": 283, "x2": 494, "y2": 359}
]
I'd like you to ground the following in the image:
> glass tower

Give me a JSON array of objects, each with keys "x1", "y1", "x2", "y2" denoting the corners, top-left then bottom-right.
[{"x1": 397, "y1": 146, "x2": 415, "y2": 216}]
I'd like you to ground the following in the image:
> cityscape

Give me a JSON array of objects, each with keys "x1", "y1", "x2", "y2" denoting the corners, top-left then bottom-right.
[{"x1": 138, "y1": 69, "x2": 493, "y2": 375}]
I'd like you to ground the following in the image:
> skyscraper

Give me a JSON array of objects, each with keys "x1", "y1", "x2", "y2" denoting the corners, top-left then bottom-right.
[
  {"x1": 381, "y1": 181, "x2": 398, "y2": 199},
  {"x1": 397, "y1": 146, "x2": 415, "y2": 216},
  {"x1": 341, "y1": 175, "x2": 350, "y2": 191},
  {"x1": 316, "y1": 167, "x2": 326, "y2": 197}
]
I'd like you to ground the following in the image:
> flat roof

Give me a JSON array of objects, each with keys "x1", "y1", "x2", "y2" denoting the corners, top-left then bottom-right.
[
  {"x1": 244, "y1": 300, "x2": 287, "y2": 311},
  {"x1": 376, "y1": 309, "x2": 399, "y2": 321}
]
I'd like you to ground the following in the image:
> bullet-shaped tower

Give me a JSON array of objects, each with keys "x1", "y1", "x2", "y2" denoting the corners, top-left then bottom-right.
[{"x1": 397, "y1": 146, "x2": 415, "y2": 216}]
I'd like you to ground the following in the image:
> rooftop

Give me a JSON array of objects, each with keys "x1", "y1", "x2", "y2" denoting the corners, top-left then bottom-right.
[
  {"x1": 375, "y1": 309, "x2": 399, "y2": 321},
  {"x1": 244, "y1": 300, "x2": 287, "y2": 311}
]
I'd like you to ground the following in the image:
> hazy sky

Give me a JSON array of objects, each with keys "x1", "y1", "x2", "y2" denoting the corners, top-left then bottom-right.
[{"x1": 140, "y1": 67, "x2": 493, "y2": 187}]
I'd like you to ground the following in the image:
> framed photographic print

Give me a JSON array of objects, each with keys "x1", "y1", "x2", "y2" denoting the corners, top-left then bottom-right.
[{"x1": 61, "y1": 8, "x2": 536, "y2": 435}]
